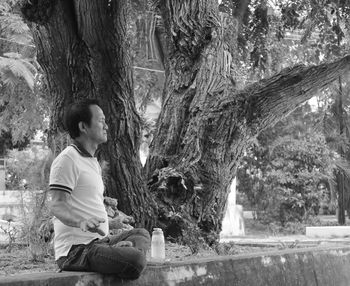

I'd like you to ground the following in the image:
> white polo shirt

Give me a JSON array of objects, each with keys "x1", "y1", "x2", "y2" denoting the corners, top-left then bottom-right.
[{"x1": 49, "y1": 142, "x2": 109, "y2": 260}]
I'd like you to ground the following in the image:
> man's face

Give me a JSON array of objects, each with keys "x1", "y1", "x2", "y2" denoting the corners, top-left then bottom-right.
[{"x1": 85, "y1": 105, "x2": 108, "y2": 144}]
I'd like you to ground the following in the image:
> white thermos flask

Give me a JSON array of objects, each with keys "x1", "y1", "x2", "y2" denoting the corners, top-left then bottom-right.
[{"x1": 151, "y1": 228, "x2": 165, "y2": 261}]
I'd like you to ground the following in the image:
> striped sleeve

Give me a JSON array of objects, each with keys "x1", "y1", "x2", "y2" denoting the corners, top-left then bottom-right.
[
  {"x1": 49, "y1": 153, "x2": 78, "y2": 194},
  {"x1": 49, "y1": 184, "x2": 72, "y2": 194}
]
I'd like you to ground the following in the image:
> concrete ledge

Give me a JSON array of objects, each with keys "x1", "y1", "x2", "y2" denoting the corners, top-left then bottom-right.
[
  {"x1": 306, "y1": 226, "x2": 350, "y2": 238},
  {"x1": 3, "y1": 245, "x2": 350, "y2": 286}
]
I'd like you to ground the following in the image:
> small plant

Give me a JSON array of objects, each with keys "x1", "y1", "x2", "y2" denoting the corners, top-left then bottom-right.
[
  {"x1": 181, "y1": 225, "x2": 212, "y2": 255},
  {"x1": 0, "y1": 219, "x2": 19, "y2": 252},
  {"x1": 215, "y1": 242, "x2": 242, "y2": 256},
  {"x1": 6, "y1": 146, "x2": 54, "y2": 261},
  {"x1": 24, "y1": 190, "x2": 54, "y2": 262}
]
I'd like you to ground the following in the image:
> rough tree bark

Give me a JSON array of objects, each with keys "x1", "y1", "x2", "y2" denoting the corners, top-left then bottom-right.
[
  {"x1": 21, "y1": 0, "x2": 156, "y2": 228},
  {"x1": 145, "y1": 0, "x2": 350, "y2": 242}
]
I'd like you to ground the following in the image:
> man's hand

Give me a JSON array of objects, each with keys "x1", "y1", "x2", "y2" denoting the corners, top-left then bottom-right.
[
  {"x1": 121, "y1": 214, "x2": 134, "y2": 225},
  {"x1": 109, "y1": 216, "x2": 134, "y2": 231},
  {"x1": 79, "y1": 217, "x2": 106, "y2": 236}
]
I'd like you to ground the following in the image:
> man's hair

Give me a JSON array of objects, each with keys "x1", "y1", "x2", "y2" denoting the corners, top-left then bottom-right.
[{"x1": 64, "y1": 99, "x2": 102, "y2": 139}]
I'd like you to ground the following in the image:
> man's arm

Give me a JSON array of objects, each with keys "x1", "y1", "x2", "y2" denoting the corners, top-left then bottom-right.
[{"x1": 49, "y1": 190, "x2": 106, "y2": 236}]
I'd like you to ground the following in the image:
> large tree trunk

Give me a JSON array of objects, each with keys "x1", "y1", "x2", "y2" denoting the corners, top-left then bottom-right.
[
  {"x1": 21, "y1": 0, "x2": 156, "y2": 228},
  {"x1": 145, "y1": 0, "x2": 350, "y2": 242}
]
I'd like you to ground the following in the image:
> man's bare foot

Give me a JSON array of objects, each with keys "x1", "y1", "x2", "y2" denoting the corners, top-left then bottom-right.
[{"x1": 115, "y1": 241, "x2": 133, "y2": 247}]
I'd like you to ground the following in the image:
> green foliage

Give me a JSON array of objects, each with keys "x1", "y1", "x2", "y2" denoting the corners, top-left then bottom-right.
[
  {"x1": 5, "y1": 144, "x2": 54, "y2": 260},
  {"x1": 180, "y1": 224, "x2": 214, "y2": 255},
  {"x1": 25, "y1": 191, "x2": 53, "y2": 262},
  {"x1": 221, "y1": 0, "x2": 350, "y2": 228},
  {"x1": 0, "y1": 52, "x2": 36, "y2": 90},
  {"x1": 249, "y1": 1, "x2": 269, "y2": 72},
  {"x1": 0, "y1": 0, "x2": 49, "y2": 145},
  {"x1": 0, "y1": 0, "x2": 52, "y2": 256},
  {"x1": 218, "y1": 0, "x2": 350, "y2": 84},
  {"x1": 0, "y1": 1, "x2": 33, "y2": 48},
  {"x1": 233, "y1": 0, "x2": 350, "y2": 224},
  {"x1": 238, "y1": 104, "x2": 338, "y2": 225},
  {"x1": 0, "y1": 220, "x2": 19, "y2": 253},
  {"x1": 5, "y1": 144, "x2": 52, "y2": 190}
]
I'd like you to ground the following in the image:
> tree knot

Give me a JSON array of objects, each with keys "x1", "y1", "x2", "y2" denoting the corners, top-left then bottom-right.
[{"x1": 148, "y1": 167, "x2": 188, "y2": 192}]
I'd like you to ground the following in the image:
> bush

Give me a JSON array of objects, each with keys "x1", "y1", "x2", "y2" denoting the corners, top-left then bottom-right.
[
  {"x1": 5, "y1": 145, "x2": 54, "y2": 260},
  {"x1": 238, "y1": 133, "x2": 335, "y2": 226},
  {"x1": 5, "y1": 145, "x2": 52, "y2": 191}
]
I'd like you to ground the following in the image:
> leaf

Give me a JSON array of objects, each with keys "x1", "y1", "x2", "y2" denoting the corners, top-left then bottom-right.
[{"x1": 0, "y1": 56, "x2": 36, "y2": 90}]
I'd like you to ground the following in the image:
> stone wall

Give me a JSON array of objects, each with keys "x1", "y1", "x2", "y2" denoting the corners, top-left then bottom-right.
[{"x1": 2, "y1": 245, "x2": 350, "y2": 286}]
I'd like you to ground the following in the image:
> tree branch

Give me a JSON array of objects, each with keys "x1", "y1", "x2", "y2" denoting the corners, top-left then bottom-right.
[{"x1": 215, "y1": 55, "x2": 350, "y2": 136}]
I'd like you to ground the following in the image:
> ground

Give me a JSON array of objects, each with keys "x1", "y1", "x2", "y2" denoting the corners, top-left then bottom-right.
[{"x1": 0, "y1": 247, "x2": 57, "y2": 276}]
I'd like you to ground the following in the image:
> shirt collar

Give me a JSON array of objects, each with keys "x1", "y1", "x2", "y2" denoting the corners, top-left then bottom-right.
[{"x1": 71, "y1": 140, "x2": 94, "y2": 158}]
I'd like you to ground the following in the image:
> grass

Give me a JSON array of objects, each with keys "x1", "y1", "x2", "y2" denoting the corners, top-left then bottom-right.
[{"x1": 0, "y1": 245, "x2": 57, "y2": 276}]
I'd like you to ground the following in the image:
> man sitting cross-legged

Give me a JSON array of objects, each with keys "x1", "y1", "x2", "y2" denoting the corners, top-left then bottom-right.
[{"x1": 49, "y1": 99, "x2": 150, "y2": 279}]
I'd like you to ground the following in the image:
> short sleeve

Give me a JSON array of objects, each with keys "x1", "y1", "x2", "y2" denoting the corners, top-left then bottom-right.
[{"x1": 49, "y1": 154, "x2": 79, "y2": 194}]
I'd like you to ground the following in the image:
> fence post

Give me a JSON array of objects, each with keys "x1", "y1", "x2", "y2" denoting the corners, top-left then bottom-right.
[{"x1": 0, "y1": 158, "x2": 5, "y2": 191}]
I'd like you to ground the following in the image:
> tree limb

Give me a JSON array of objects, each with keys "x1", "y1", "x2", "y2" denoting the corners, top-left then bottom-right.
[{"x1": 214, "y1": 55, "x2": 350, "y2": 136}]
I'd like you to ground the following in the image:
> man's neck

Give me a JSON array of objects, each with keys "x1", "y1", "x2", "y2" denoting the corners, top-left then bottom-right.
[{"x1": 74, "y1": 137, "x2": 98, "y2": 157}]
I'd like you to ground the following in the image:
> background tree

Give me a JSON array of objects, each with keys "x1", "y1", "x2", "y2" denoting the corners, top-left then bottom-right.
[
  {"x1": 282, "y1": 0, "x2": 350, "y2": 224},
  {"x1": 234, "y1": 0, "x2": 350, "y2": 225},
  {"x1": 237, "y1": 103, "x2": 339, "y2": 226}
]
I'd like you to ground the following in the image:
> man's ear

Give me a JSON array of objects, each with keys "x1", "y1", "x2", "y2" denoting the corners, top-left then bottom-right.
[{"x1": 78, "y1": 122, "x2": 87, "y2": 134}]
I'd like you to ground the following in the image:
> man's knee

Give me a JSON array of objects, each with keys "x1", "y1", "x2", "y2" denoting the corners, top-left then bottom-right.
[
  {"x1": 123, "y1": 251, "x2": 147, "y2": 279},
  {"x1": 122, "y1": 229, "x2": 149, "y2": 279}
]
